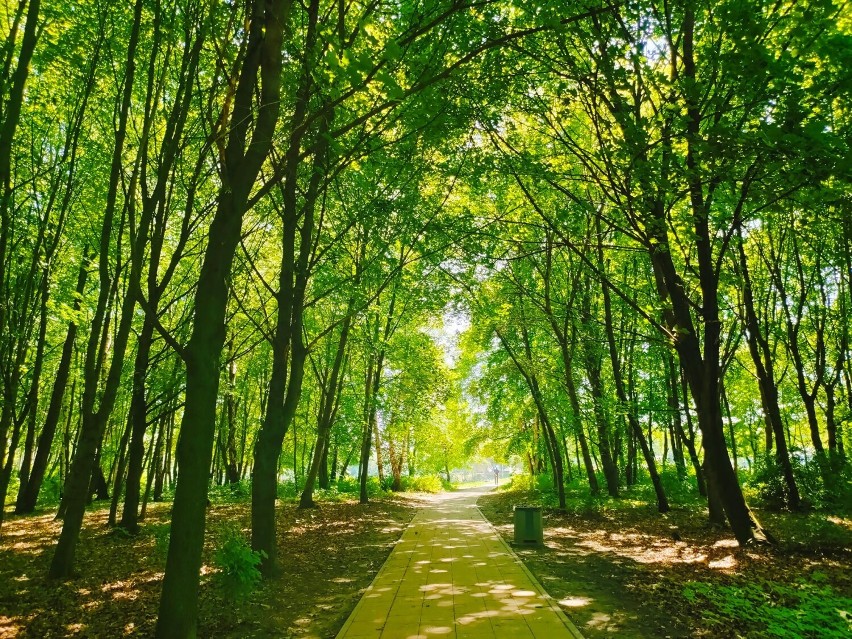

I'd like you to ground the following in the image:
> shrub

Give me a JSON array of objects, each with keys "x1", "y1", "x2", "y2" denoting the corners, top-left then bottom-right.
[
  {"x1": 277, "y1": 480, "x2": 298, "y2": 499},
  {"x1": 504, "y1": 473, "x2": 537, "y2": 492},
  {"x1": 625, "y1": 467, "x2": 700, "y2": 506},
  {"x1": 211, "y1": 524, "x2": 265, "y2": 600},
  {"x1": 746, "y1": 454, "x2": 852, "y2": 511},
  {"x1": 399, "y1": 475, "x2": 444, "y2": 493},
  {"x1": 334, "y1": 475, "x2": 384, "y2": 496},
  {"x1": 535, "y1": 473, "x2": 554, "y2": 493},
  {"x1": 39, "y1": 476, "x2": 63, "y2": 506},
  {"x1": 147, "y1": 522, "x2": 170, "y2": 560},
  {"x1": 208, "y1": 479, "x2": 251, "y2": 502},
  {"x1": 502, "y1": 472, "x2": 557, "y2": 494}
]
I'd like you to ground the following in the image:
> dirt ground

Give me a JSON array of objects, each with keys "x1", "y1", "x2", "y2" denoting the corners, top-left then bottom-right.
[
  {"x1": 0, "y1": 495, "x2": 418, "y2": 638},
  {"x1": 477, "y1": 491, "x2": 852, "y2": 638}
]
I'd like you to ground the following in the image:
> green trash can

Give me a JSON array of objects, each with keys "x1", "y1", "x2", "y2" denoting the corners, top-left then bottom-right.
[{"x1": 513, "y1": 505, "x2": 543, "y2": 546}]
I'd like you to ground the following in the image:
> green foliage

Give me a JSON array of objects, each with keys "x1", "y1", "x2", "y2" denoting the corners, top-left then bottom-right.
[
  {"x1": 503, "y1": 472, "x2": 560, "y2": 494},
  {"x1": 147, "y1": 523, "x2": 171, "y2": 560},
  {"x1": 501, "y1": 473, "x2": 537, "y2": 492},
  {"x1": 628, "y1": 468, "x2": 702, "y2": 506},
  {"x1": 682, "y1": 575, "x2": 852, "y2": 638},
  {"x1": 211, "y1": 524, "x2": 265, "y2": 601},
  {"x1": 208, "y1": 480, "x2": 251, "y2": 503},
  {"x1": 333, "y1": 476, "x2": 385, "y2": 497},
  {"x1": 746, "y1": 455, "x2": 852, "y2": 512},
  {"x1": 277, "y1": 481, "x2": 299, "y2": 499},
  {"x1": 37, "y1": 476, "x2": 63, "y2": 506},
  {"x1": 399, "y1": 475, "x2": 444, "y2": 493}
]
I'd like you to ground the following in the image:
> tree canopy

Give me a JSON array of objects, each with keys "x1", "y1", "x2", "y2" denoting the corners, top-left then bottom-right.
[{"x1": 0, "y1": 1, "x2": 850, "y2": 637}]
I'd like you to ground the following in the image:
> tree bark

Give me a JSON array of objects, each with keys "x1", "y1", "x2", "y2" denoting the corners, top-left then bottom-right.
[
  {"x1": 156, "y1": 0, "x2": 287, "y2": 634},
  {"x1": 48, "y1": 0, "x2": 145, "y2": 577}
]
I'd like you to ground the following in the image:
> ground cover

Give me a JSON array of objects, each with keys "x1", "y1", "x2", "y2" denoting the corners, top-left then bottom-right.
[
  {"x1": 477, "y1": 486, "x2": 852, "y2": 638},
  {"x1": 0, "y1": 493, "x2": 417, "y2": 638}
]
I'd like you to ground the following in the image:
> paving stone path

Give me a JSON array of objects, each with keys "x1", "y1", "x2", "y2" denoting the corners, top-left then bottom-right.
[{"x1": 336, "y1": 486, "x2": 584, "y2": 639}]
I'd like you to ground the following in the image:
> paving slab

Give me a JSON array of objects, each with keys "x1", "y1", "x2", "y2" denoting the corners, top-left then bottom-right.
[{"x1": 336, "y1": 487, "x2": 583, "y2": 639}]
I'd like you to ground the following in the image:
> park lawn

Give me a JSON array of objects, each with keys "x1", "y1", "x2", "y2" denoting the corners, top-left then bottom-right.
[
  {"x1": 0, "y1": 494, "x2": 418, "y2": 638},
  {"x1": 478, "y1": 490, "x2": 852, "y2": 639}
]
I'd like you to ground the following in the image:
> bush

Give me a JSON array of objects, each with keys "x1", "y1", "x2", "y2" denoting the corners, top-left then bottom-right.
[
  {"x1": 334, "y1": 475, "x2": 384, "y2": 496},
  {"x1": 39, "y1": 476, "x2": 63, "y2": 506},
  {"x1": 503, "y1": 472, "x2": 555, "y2": 493},
  {"x1": 503, "y1": 473, "x2": 537, "y2": 492},
  {"x1": 211, "y1": 524, "x2": 265, "y2": 601},
  {"x1": 399, "y1": 475, "x2": 444, "y2": 493},
  {"x1": 746, "y1": 454, "x2": 852, "y2": 511},
  {"x1": 147, "y1": 522, "x2": 170, "y2": 560},
  {"x1": 208, "y1": 479, "x2": 250, "y2": 502},
  {"x1": 627, "y1": 467, "x2": 700, "y2": 505},
  {"x1": 277, "y1": 480, "x2": 298, "y2": 499}
]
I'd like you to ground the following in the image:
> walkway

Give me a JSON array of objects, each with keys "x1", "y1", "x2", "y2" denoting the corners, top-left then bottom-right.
[{"x1": 336, "y1": 486, "x2": 583, "y2": 639}]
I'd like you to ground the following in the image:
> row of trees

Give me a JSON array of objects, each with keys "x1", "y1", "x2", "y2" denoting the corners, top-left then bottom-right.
[
  {"x1": 1, "y1": 0, "x2": 849, "y2": 637},
  {"x1": 457, "y1": 0, "x2": 851, "y2": 543},
  {"x1": 0, "y1": 0, "x2": 494, "y2": 636}
]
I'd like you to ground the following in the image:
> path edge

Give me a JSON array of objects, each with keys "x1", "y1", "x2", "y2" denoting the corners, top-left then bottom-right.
[
  {"x1": 474, "y1": 497, "x2": 586, "y2": 639},
  {"x1": 333, "y1": 511, "x2": 419, "y2": 639}
]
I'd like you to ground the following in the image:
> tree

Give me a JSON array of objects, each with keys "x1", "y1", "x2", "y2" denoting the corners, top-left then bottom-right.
[{"x1": 156, "y1": 1, "x2": 288, "y2": 635}]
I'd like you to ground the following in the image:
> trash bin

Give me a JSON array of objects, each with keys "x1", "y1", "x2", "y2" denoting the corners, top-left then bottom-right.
[{"x1": 513, "y1": 505, "x2": 543, "y2": 546}]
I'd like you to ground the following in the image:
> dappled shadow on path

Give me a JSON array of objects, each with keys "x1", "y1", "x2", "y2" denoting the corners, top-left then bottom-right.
[{"x1": 339, "y1": 487, "x2": 576, "y2": 638}]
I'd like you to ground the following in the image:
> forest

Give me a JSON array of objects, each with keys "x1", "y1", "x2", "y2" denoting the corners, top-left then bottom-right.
[{"x1": 1, "y1": 0, "x2": 851, "y2": 637}]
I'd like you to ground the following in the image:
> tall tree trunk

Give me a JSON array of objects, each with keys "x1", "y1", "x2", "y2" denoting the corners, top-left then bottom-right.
[
  {"x1": 666, "y1": 352, "x2": 686, "y2": 480},
  {"x1": 735, "y1": 233, "x2": 797, "y2": 504},
  {"x1": 107, "y1": 413, "x2": 133, "y2": 526},
  {"x1": 563, "y1": 344, "x2": 598, "y2": 494},
  {"x1": 48, "y1": 0, "x2": 145, "y2": 577},
  {"x1": 152, "y1": 409, "x2": 170, "y2": 502},
  {"x1": 253, "y1": 118, "x2": 328, "y2": 572},
  {"x1": 497, "y1": 324, "x2": 567, "y2": 510},
  {"x1": 157, "y1": 0, "x2": 287, "y2": 634},
  {"x1": 359, "y1": 273, "x2": 400, "y2": 504},
  {"x1": 675, "y1": 358, "x2": 706, "y2": 496},
  {"x1": 119, "y1": 319, "x2": 156, "y2": 532},
  {"x1": 250, "y1": 0, "x2": 322, "y2": 575},
  {"x1": 580, "y1": 318, "x2": 619, "y2": 498},
  {"x1": 224, "y1": 339, "x2": 240, "y2": 486},
  {"x1": 301, "y1": 307, "x2": 353, "y2": 508},
  {"x1": 597, "y1": 228, "x2": 668, "y2": 512},
  {"x1": 0, "y1": 0, "x2": 41, "y2": 336},
  {"x1": 541, "y1": 237, "x2": 598, "y2": 495}
]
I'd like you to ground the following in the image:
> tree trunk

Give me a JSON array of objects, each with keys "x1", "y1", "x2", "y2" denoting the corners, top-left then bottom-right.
[
  {"x1": 224, "y1": 342, "x2": 240, "y2": 486},
  {"x1": 107, "y1": 413, "x2": 133, "y2": 526},
  {"x1": 597, "y1": 230, "x2": 668, "y2": 512},
  {"x1": 737, "y1": 232, "x2": 800, "y2": 508},
  {"x1": 250, "y1": 0, "x2": 325, "y2": 573},
  {"x1": 301, "y1": 305, "x2": 353, "y2": 508},
  {"x1": 583, "y1": 344, "x2": 619, "y2": 498},
  {"x1": 564, "y1": 349, "x2": 598, "y2": 494},
  {"x1": 48, "y1": 0, "x2": 145, "y2": 577},
  {"x1": 119, "y1": 319, "x2": 155, "y2": 532},
  {"x1": 157, "y1": 0, "x2": 287, "y2": 633}
]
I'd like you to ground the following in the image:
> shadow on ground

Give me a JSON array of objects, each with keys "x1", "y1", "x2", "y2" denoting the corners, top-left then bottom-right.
[{"x1": 477, "y1": 490, "x2": 852, "y2": 638}]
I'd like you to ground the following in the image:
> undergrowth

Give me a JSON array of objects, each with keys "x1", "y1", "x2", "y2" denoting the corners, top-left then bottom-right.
[
  {"x1": 211, "y1": 523, "x2": 265, "y2": 601},
  {"x1": 683, "y1": 573, "x2": 852, "y2": 638}
]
